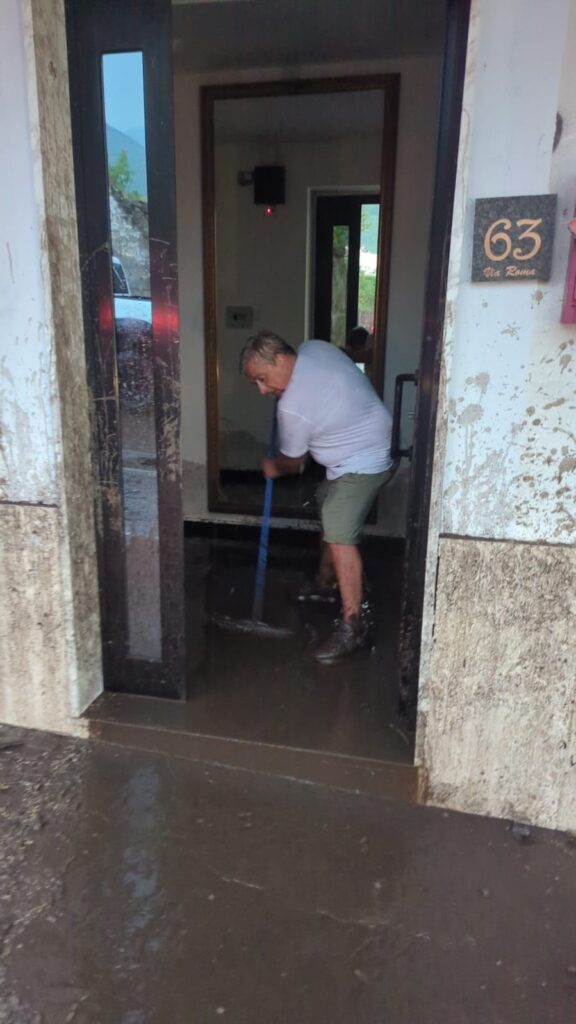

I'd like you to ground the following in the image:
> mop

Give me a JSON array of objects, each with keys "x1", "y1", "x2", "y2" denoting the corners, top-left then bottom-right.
[{"x1": 211, "y1": 405, "x2": 294, "y2": 639}]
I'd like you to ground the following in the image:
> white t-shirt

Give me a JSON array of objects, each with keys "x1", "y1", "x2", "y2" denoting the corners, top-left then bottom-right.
[{"x1": 278, "y1": 341, "x2": 393, "y2": 480}]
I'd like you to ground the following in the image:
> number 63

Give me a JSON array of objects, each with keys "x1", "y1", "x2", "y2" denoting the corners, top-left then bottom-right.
[{"x1": 483, "y1": 218, "x2": 542, "y2": 262}]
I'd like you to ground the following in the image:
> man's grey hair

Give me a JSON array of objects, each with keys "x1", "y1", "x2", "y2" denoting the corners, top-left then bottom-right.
[{"x1": 239, "y1": 331, "x2": 296, "y2": 374}]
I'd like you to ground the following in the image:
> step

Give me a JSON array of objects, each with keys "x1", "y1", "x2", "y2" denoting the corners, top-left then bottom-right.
[{"x1": 85, "y1": 693, "x2": 419, "y2": 803}]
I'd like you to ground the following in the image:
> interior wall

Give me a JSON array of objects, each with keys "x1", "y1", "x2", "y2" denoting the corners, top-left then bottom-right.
[
  {"x1": 215, "y1": 133, "x2": 381, "y2": 465},
  {"x1": 175, "y1": 55, "x2": 443, "y2": 530},
  {"x1": 417, "y1": 0, "x2": 576, "y2": 832}
]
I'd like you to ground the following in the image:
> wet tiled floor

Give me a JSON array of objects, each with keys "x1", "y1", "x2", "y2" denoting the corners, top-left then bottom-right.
[{"x1": 2, "y1": 724, "x2": 576, "y2": 1023}]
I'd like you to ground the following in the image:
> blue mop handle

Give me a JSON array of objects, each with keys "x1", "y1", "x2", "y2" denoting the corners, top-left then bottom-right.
[{"x1": 252, "y1": 404, "x2": 277, "y2": 622}]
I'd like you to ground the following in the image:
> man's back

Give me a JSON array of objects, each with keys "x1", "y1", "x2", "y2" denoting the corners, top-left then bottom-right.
[{"x1": 278, "y1": 340, "x2": 392, "y2": 479}]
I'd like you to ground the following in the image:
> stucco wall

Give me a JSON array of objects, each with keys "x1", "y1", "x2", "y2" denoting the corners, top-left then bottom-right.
[
  {"x1": 0, "y1": 0, "x2": 101, "y2": 733},
  {"x1": 418, "y1": 0, "x2": 576, "y2": 831},
  {"x1": 440, "y1": 0, "x2": 576, "y2": 544}
]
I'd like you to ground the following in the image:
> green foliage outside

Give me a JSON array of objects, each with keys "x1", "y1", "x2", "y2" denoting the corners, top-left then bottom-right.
[
  {"x1": 108, "y1": 149, "x2": 145, "y2": 202},
  {"x1": 332, "y1": 225, "x2": 376, "y2": 326},
  {"x1": 358, "y1": 269, "x2": 376, "y2": 318},
  {"x1": 359, "y1": 206, "x2": 377, "y2": 321}
]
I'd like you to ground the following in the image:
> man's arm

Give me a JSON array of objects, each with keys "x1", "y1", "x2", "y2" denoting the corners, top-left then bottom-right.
[{"x1": 262, "y1": 452, "x2": 307, "y2": 479}]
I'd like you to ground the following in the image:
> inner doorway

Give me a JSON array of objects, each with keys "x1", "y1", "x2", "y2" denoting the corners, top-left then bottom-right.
[
  {"x1": 313, "y1": 194, "x2": 380, "y2": 375},
  {"x1": 68, "y1": 0, "x2": 470, "y2": 775}
]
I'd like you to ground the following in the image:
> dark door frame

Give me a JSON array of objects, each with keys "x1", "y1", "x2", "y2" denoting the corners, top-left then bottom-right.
[
  {"x1": 398, "y1": 0, "x2": 471, "y2": 724},
  {"x1": 65, "y1": 0, "x2": 185, "y2": 698}
]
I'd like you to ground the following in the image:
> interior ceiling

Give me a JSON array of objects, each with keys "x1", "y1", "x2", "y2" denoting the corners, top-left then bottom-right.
[{"x1": 172, "y1": 0, "x2": 446, "y2": 74}]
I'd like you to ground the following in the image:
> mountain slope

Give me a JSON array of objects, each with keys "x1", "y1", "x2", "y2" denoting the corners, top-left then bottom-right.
[{"x1": 105, "y1": 124, "x2": 148, "y2": 198}]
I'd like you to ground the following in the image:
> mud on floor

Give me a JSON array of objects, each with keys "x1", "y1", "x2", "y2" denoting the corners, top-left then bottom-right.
[{"x1": 2, "y1": 724, "x2": 576, "y2": 1024}]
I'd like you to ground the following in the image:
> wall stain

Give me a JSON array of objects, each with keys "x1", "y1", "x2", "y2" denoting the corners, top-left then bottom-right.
[
  {"x1": 465, "y1": 372, "x2": 490, "y2": 397},
  {"x1": 544, "y1": 398, "x2": 565, "y2": 410},
  {"x1": 511, "y1": 420, "x2": 527, "y2": 437},
  {"x1": 558, "y1": 456, "x2": 576, "y2": 483},
  {"x1": 6, "y1": 242, "x2": 14, "y2": 285},
  {"x1": 458, "y1": 404, "x2": 483, "y2": 426}
]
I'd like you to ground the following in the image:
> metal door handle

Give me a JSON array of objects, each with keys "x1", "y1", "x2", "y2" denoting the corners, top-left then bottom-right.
[{"x1": 391, "y1": 372, "x2": 418, "y2": 460}]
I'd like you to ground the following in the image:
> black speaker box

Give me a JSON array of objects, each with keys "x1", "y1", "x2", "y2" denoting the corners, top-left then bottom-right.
[{"x1": 253, "y1": 165, "x2": 286, "y2": 205}]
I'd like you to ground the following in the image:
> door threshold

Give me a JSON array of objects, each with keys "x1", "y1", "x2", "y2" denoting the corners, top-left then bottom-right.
[{"x1": 85, "y1": 693, "x2": 419, "y2": 802}]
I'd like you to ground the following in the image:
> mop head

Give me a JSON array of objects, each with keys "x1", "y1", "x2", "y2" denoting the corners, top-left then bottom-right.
[{"x1": 210, "y1": 612, "x2": 294, "y2": 639}]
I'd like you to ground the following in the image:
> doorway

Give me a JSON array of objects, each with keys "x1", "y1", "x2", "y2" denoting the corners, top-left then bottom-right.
[{"x1": 68, "y1": 0, "x2": 470, "y2": 777}]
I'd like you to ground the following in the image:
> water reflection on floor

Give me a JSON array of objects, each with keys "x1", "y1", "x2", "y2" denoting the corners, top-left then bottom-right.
[{"x1": 3, "y1": 724, "x2": 576, "y2": 1024}]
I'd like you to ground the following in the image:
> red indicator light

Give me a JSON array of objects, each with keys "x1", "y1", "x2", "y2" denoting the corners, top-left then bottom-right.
[
  {"x1": 98, "y1": 296, "x2": 113, "y2": 334},
  {"x1": 152, "y1": 304, "x2": 180, "y2": 337},
  {"x1": 264, "y1": 206, "x2": 274, "y2": 217}
]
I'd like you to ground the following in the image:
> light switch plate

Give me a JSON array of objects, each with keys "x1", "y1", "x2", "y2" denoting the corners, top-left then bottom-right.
[{"x1": 226, "y1": 305, "x2": 253, "y2": 329}]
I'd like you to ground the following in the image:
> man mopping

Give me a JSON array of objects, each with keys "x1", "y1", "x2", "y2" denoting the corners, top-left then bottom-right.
[{"x1": 240, "y1": 331, "x2": 394, "y2": 664}]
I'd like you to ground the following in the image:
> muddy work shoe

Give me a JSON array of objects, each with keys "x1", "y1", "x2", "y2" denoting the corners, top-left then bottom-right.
[
  {"x1": 297, "y1": 578, "x2": 339, "y2": 604},
  {"x1": 314, "y1": 616, "x2": 368, "y2": 664}
]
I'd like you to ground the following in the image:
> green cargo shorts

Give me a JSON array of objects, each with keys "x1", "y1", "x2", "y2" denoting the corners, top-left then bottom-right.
[{"x1": 316, "y1": 468, "x2": 394, "y2": 545}]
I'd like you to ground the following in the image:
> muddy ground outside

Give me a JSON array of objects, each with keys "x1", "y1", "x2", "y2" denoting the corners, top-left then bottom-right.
[{"x1": 1, "y1": 724, "x2": 576, "y2": 1023}]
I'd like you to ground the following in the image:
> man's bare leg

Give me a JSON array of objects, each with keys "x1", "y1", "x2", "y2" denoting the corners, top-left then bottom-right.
[
  {"x1": 299, "y1": 534, "x2": 338, "y2": 603},
  {"x1": 328, "y1": 543, "x2": 362, "y2": 622},
  {"x1": 313, "y1": 542, "x2": 366, "y2": 662},
  {"x1": 317, "y1": 535, "x2": 336, "y2": 588}
]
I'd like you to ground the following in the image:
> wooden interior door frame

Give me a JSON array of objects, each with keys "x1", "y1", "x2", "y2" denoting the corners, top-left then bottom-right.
[
  {"x1": 65, "y1": 0, "x2": 185, "y2": 698},
  {"x1": 201, "y1": 74, "x2": 399, "y2": 515},
  {"x1": 398, "y1": 0, "x2": 471, "y2": 724}
]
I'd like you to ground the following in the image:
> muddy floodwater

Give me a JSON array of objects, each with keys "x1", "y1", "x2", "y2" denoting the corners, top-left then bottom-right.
[{"x1": 182, "y1": 530, "x2": 413, "y2": 763}]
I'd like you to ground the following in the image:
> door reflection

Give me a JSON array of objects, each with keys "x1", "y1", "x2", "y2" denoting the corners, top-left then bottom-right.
[{"x1": 102, "y1": 51, "x2": 161, "y2": 660}]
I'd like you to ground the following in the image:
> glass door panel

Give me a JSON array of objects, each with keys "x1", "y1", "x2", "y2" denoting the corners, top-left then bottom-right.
[
  {"x1": 314, "y1": 194, "x2": 379, "y2": 384},
  {"x1": 359, "y1": 202, "x2": 380, "y2": 332},
  {"x1": 67, "y1": 0, "x2": 184, "y2": 697},
  {"x1": 102, "y1": 52, "x2": 161, "y2": 662}
]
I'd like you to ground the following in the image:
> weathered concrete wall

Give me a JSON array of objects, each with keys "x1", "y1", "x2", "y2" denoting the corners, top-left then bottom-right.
[
  {"x1": 417, "y1": 0, "x2": 576, "y2": 831},
  {"x1": 421, "y1": 536, "x2": 576, "y2": 832},
  {"x1": 0, "y1": 0, "x2": 101, "y2": 732},
  {"x1": 0, "y1": 506, "x2": 74, "y2": 732},
  {"x1": 24, "y1": 0, "x2": 102, "y2": 719}
]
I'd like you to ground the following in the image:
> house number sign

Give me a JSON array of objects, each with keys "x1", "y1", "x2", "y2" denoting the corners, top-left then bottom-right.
[{"x1": 471, "y1": 194, "x2": 557, "y2": 282}]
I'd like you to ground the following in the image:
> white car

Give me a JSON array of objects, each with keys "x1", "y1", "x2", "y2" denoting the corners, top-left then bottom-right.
[{"x1": 112, "y1": 256, "x2": 153, "y2": 411}]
